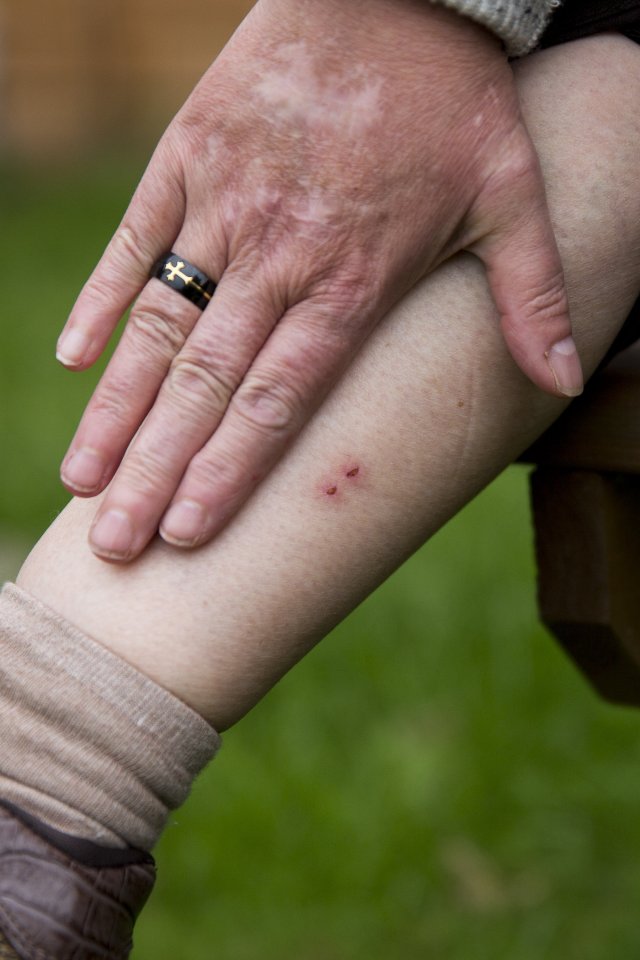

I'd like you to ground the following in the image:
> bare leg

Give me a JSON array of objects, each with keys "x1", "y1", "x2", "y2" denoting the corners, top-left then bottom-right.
[{"x1": 16, "y1": 35, "x2": 640, "y2": 732}]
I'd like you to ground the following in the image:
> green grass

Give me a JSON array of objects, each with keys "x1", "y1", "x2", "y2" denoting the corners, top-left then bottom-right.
[
  {"x1": 0, "y1": 159, "x2": 144, "y2": 540},
  {"x1": 2, "y1": 165, "x2": 640, "y2": 960}
]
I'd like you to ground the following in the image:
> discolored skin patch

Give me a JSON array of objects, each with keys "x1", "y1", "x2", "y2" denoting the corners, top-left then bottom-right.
[{"x1": 254, "y1": 42, "x2": 385, "y2": 140}]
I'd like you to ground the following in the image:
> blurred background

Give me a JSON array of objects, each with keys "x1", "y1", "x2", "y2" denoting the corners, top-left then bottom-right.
[
  {"x1": 1, "y1": 0, "x2": 253, "y2": 160},
  {"x1": 2, "y1": 3, "x2": 640, "y2": 958}
]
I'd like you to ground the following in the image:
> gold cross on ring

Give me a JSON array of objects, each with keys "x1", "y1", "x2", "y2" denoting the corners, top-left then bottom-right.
[{"x1": 165, "y1": 260, "x2": 193, "y2": 285}]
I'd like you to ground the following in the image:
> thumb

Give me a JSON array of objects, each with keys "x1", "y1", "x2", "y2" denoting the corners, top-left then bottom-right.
[{"x1": 474, "y1": 168, "x2": 584, "y2": 399}]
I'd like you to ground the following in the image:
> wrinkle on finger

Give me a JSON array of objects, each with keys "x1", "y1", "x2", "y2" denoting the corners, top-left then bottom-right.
[
  {"x1": 231, "y1": 373, "x2": 302, "y2": 436},
  {"x1": 166, "y1": 355, "x2": 236, "y2": 423},
  {"x1": 127, "y1": 299, "x2": 191, "y2": 360}
]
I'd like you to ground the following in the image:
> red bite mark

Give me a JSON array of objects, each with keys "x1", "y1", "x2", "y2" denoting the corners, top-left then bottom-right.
[
  {"x1": 326, "y1": 485, "x2": 338, "y2": 496},
  {"x1": 346, "y1": 467, "x2": 359, "y2": 478}
]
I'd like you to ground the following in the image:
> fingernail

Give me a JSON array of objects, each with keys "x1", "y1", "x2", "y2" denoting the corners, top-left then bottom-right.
[
  {"x1": 160, "y1": 500, "x2": 207, "y2": 547},
  {"x1": 546, "y1": 336, "x2": 584, "y2": 398},
  {"x1": 90, "y1": 509, "x2": 134, "y2": 559},
  {"x1": 61, "y1": 447, "x2": 108, "y2": 492},
  {"x1": 57, "y1": 329, "x2": 90, "y2": 366}
]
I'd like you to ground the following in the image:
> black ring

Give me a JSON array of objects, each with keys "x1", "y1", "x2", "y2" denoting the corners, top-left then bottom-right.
[{"x1": 152, "y1": 253, "x2": 217, "y2": 310}]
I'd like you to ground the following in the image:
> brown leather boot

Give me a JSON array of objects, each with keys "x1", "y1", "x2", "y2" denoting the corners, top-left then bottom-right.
[
  {"x1": 0, "y1": 930, "x2": 19, "y2": 960},
  {"x1": 0, "y1": 802, "x2": 155, "y2": 960}
]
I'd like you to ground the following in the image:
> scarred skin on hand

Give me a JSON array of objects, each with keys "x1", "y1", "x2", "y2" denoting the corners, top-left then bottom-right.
[{"x1": 56, "y1": 0, "x2": 583, "y2": 563}]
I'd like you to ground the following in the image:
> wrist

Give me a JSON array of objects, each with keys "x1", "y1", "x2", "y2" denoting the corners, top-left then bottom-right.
[{"x1": 253, "y1": 0, "x2": 505, "y2": 74}]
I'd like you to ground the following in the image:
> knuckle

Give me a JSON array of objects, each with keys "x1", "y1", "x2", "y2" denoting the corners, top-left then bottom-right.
[
  {"x1": 127, "y1": 305, "x2": 186, "y2": 356},
  {"x1": 119, "y1": 447, "x2": 175, "y2": 494},
  {"x1": 233, "y1": 373, "x2": 300, "y2": 434},
  {"x1": 521, "y1": 271, "x2": 568, "y2": 325},
  {"x1": 187, "y1": 449, "x2": 243, "y2": 497},
  {"x1": 110, "y1": 223, "x2": 154, "y2": 273},
  {"x1": 310, "y1": 257, "x2": 378, "y2": 316},
  {"x1": 88, "y1": 383, "x2": 133, "y2": 429},
  {"x1": 502, "y1": 270, "x2": 569, "y2": 342},
  {"x1": 84, "y1": 225, "x2": 153, "y2": 309},
  {"x1": 167, "y1": 355, "x2": 235, "y2": 417},
  {"x1": 482, "y1": 136, "x2": 540, "y2": 198}
]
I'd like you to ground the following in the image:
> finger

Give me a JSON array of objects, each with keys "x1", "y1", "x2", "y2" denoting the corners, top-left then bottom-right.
[
  {"x1": 473, "y1": 144, "x2": 584, "y2": 399},
  {"x1": 85, "y1": 276, "x2": 284, "y2": 561},
  {"x1": 158, "y1": 304, "x2": 367, "y2": 549},
  {"x1": 60, "y1": 275, "x2": 203, "y2": 497},
  {"x1": 56, "y1": 140, "x2": 185, "y2": 370}
]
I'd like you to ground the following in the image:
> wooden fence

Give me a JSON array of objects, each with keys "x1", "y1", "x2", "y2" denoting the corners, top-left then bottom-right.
[{"x1": 1, "y1": 0, "x2": 253, "y2": 159}]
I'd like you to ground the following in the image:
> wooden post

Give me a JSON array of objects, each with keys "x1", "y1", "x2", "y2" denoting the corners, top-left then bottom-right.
[{"x1": 521, "y1": 344, "x2": 640, "y2": 706}]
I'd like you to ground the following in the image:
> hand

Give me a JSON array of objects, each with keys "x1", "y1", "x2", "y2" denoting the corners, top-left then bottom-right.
[{"x1": 57, "y1": 0, "x2": 583, "y2": 563}]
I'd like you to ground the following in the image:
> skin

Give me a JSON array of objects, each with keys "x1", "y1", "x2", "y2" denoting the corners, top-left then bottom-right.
[
  {"x1": 55, "y1": 0, "x2": 583, "y2": 564},
  {"x1": 21, "y1": 36, "x2": 640, "y2": 731}
]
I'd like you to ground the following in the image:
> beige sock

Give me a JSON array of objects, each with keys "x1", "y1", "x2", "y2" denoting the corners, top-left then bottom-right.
[{"x1": 0, "y1": 583, "x2": 220, "y2": 850}]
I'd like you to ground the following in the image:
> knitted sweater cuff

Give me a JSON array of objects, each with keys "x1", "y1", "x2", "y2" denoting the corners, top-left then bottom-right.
[{"x1": 431, "y1": 0, "x2": 560, "y2": 56}]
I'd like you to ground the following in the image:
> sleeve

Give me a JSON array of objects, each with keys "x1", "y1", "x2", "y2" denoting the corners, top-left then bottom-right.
[{"x1": 431, "y1": 0, "x2": 561, "y2": 57}]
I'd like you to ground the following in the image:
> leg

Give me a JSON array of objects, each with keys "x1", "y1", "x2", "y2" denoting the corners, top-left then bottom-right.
[
  {"x1": 1, "y1": 32, "x2": 640, "y2": 958},
  {"x1": 16, "y1": 34, "x2": 640, "y2": 732}
]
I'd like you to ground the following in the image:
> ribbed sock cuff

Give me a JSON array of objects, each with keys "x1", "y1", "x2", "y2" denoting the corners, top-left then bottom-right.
[
  {"x1": 431, "y1": 0, "x2": 559, "y2": 56},
  {"x1": 0, "y1": 583, "x2": 221, "y2": 850}
]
